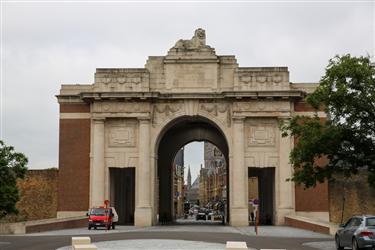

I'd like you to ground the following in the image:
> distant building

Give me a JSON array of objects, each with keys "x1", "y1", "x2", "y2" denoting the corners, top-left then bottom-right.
[
  {"x1": 186, "y1": 175, "x2": 200, "y2": 205},
  {"x1": 199, "y1": 142, "x2": 227, "y2": 207},
  {"x1": 172, "y1": 148, "x2": 185, "y2": 218}
]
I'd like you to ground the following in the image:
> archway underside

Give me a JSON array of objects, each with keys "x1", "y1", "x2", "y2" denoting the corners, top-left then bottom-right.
[{"x1": 157, "y1": 116, "x2": 229, "y2": 224}]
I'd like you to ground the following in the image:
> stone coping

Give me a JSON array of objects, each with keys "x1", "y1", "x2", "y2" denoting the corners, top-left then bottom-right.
[
  {"x1": 285, "y1": 215, "x2": 339, "y2": 235},
  {"x1": 0, "y1": 216, "x2": 87, "y2": 235}
]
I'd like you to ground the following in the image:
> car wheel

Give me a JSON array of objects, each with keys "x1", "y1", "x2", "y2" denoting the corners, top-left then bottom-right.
[
  {"x1": 352, "y1": 238, "x2": 362, "y2": 250},
  {"x1": 335, "y1": 235, "x2": 343, "y2": 250}
]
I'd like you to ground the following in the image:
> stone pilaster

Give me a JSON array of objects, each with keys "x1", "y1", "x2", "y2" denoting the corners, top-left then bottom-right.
[
  {"x1": 91, "y1": 118, "x2": 105, "y2": 207},
  {"x1": 134, "y1": 117, "x2": 153, "y2": 226},
  {"x1": 230, "y1": 117, "x2": 248, "y2": 226},
  {"x1": 277, "y1": 118, "x2": 295, "y2": 224}
]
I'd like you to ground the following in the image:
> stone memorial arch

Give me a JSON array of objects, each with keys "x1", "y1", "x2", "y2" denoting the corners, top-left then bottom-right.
[{"x1": 57, "y1": 29, "x2": 328, "y2": 227}]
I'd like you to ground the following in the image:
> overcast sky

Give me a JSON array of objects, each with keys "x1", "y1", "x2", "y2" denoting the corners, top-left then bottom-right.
[{"x1": 1, "y1": 1, "x2": 374, "y2": 173}]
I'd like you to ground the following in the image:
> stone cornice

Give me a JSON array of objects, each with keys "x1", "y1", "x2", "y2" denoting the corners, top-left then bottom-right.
[{"x1": 56, "y1": 90, "x2": 305, "y2": 103}]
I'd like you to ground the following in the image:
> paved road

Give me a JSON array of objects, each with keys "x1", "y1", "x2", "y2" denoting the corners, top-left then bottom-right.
[
  {"x1": 0, "y1": 222, "x2": 334, "y2": 250},
  {"x1": 0, "y1": 231, "x2": 333, "y2": 250}
]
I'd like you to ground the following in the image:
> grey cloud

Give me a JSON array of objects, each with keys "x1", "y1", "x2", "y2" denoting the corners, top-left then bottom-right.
[{"x1": 2, "y1": 2, "x2": 373, "y2": 169}]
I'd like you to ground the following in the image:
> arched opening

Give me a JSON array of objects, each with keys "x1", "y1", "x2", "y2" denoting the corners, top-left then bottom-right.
[{"x1": 156, "y1": 116, "x2": 229, "y2": 224}]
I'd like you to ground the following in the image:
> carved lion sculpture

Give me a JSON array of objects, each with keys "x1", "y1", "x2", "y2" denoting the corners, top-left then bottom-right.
[{"x1": 174, "y1": 28, "x2": 207, "y2": 50}]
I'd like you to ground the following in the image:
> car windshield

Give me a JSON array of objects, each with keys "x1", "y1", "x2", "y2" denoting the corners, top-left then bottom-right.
[
  {"x1": 366, "y1": 217, "x2": 375, "y2": 227},
  {"x1": 90, "y1": 208, "x2": 109, "y2": 216}
]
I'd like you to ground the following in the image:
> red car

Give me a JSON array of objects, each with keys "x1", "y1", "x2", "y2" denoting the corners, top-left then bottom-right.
[{"x1": 87, "y1": 207, "x2": 118, "y2": 230}]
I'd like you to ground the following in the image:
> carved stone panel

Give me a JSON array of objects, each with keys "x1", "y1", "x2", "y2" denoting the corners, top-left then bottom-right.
[
  {"x1": 105, "y1": 153, "x2": 138, "y2": 168},
  {"x1": 106, "y1": 119, "x2": 137, "y2": 148},
  {"x1": 165, "y1": 63, "x2": 218, "y2": 90},
  {"x1": 246, "y1": 119, "x2": 278, "y2": 148},
  {"x1": 248, "y1": 124, "x2": 276, "y2": 147},
  {"x1": 109, "y1": 127, "x2": 135, "y2": 147},
  {"x1": 245, "y1": 152, "x2": 278, "y2": 168}
]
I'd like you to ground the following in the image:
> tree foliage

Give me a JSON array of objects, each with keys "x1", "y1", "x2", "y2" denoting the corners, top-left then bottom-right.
[
  {"x1": 281, "y1": 55, "x2": 375, "y2": 188},
  {"x1": 0, "y1": 140, "x2": 28, "y2": 218}
]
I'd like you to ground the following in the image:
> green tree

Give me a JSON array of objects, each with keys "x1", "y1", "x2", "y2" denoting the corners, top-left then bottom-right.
[
  {"x1": 281, "y1": 54, "x2": 375, "y2": 188},
  {"x1": 0, "y1": 140, "x2": 28, "y2": 218}
]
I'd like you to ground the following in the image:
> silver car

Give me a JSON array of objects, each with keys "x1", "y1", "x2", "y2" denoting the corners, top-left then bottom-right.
[{"x1": 335, "y1": 215, "x2": 375, "y2": 250}]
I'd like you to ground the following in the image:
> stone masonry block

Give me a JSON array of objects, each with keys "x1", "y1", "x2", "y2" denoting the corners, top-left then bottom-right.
[
  {"x1": 226, "y1": 241, "x2": 248, "y2": 250},
  {"x1": 73, "y1": 244, "x2": 97, "y2": 250},
  {"x1": 72, "y1": 237, "x2": 91, "y2": 245}
]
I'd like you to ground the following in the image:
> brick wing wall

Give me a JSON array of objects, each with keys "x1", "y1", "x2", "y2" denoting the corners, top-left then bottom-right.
[
  {"x1": 293, "y1": 100, "x2": 329, "y2": 212},
  {"x1": 58, "y1": 104, "x2": 90, "y2": 211}
]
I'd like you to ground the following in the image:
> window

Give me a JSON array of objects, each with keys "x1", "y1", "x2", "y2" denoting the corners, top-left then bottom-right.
[
  {"x1": 353, "y1": 218, "x2": 362, "y2": 227},
  {"x1": 366, "y1": 217, "x2": 375, "y2": 227}
]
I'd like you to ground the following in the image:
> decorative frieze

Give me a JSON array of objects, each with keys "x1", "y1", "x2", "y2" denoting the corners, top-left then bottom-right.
[
  {"x1": 152, "y1": 103, "x2": 183, "y2": 126},
  {"x1": 200, "y1": 102, "x2": 231, "y2": 126},
  {"x1": 235, "y1": 68, "x2": 289, "y2": 91},
  {"x1": 96, "y1": 74, "x2": 143, "y2": 85},
  {"x1": 95, "y1": 69, "x2": 149, "y2": 91},
  {"x1": 93, "y1": 102, "x2": 149, "y2": 113},
  {"x1": 233, "y1": 101, "x2": 291, "y2": 112}
]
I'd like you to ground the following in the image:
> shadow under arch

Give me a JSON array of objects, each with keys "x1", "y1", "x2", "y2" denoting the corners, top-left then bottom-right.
[{"x1": 156, "y1": 115, "x2": 229, "y2": 224}]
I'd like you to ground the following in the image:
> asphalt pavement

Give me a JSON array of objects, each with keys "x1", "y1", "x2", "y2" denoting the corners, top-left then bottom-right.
[{"x1": 0, "y1": 219, "x2": 335, "y2": 250}]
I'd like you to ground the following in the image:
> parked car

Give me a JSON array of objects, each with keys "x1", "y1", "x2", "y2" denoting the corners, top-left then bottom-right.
[
  {"x1": 87, "y1": 207, "x2": 118, "y2": 230},
  {"x1": 335, "y1": 215, "x2": 375, "y2": 250},
  {"x1": 196, "y1": 208, "x2": 207, "y2": 221}
]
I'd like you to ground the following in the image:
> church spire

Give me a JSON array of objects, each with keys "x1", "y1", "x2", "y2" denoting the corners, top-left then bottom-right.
[{"x1": 187, "y1": 165, "x2": 192, "y2": 188}]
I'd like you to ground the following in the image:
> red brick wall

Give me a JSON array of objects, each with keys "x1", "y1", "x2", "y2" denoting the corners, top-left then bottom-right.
[
  {"x1": 295, "y1": 182, "x2": 329, "y2": 211},
  {"x1": 58, "y1": 104, "x2": 91, "y2": 211},
  {"x1": 294, "y1": 101, "x2": 316, "y2": 112},
  {"x1": 293, "y1": 99, "x2": 329, "y2": 212},
  {"x1": 294, "y1": 100, "x2": 325, "y2": 112},
  {"x1": 60, "y1": 103, "x2": 90, "y2": 113}
]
